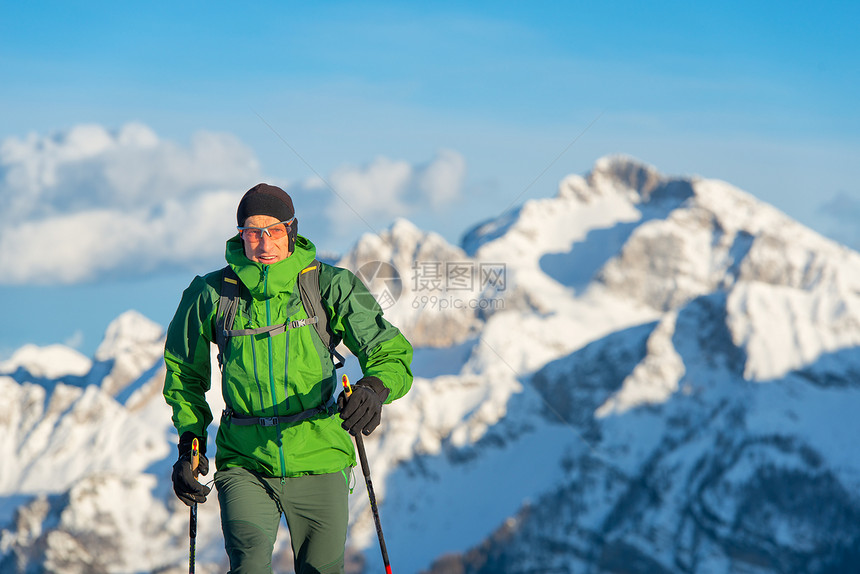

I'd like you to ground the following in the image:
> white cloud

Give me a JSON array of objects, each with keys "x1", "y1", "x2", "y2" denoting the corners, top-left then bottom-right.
[
  {"x1": 0, "y1": 123, "x2": 263, "y2": 285},
  {"x1": 308, "y1": 149, "x2": 466, "y2": 239},
  {"x1": 0, "y1": 190, "x2": 243, "y2": 284},
  {"x1": 328, "y1": 156, "x2": 413, "y2": 220},
  {"x1": 416, "y1": 149, "x2": 466, "y2": 208},
  {"x1": 0, "y1": 122, "x2": 467, "y2": 284}
]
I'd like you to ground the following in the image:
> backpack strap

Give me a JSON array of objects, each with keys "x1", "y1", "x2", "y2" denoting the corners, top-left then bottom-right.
[
  {"x1": 298, "y1": 260, "x2": 346, "y2": 369},
  {"x1": 223, "y1": 316, "x2": 320, "y2": 338},
  {"x1": 215, "y1": 266, "x2": 241, "y2": 373},
  {"x1": 215, "y1": 261, "x2": 345, "y2": 371}
]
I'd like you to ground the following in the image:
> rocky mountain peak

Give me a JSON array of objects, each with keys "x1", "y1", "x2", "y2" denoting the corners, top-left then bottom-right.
[
  {"x1": 91, "y1": 310, "x2": 165, "y2": 398},
  {"x1": 340, "y1": 218, "x2": 482, "y2": 348},
  {"x1": 589, "y1": 154, "x2": 664, "y2": 196},
  {"x1": 93, "y1": 310, "x2": 164, "y2": 363},
  {"x1": 4, "y1": 156, "x2": 860, "y2": 574}
]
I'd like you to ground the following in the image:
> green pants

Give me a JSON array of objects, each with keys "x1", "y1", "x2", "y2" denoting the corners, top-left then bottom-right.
[{"x1": 214, "y1": 466, "x2": 349, "y2": 574}]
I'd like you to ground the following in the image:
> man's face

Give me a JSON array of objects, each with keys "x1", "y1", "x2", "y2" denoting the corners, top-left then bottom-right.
[{"x1": 240, "y1": 215, "x2": 293, "y2": 264}]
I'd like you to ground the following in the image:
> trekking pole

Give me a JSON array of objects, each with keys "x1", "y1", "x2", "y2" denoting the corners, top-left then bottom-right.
[
  {"x1": 189, "y1": 437, "x2": 200, "y2": 574},
  {"x1": 342, "y1": 374, "x2": 393, "y2": 574}
]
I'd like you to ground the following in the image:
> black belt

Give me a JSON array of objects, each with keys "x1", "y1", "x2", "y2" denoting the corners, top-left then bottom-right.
[{"x1": 222, "y1": 401, "x2": 337, "y2": 427}]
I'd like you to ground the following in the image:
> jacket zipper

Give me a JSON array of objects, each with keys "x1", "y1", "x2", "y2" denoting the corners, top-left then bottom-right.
[{"x1": 263, "y1": 266, "x2": 288, "y2": 478}]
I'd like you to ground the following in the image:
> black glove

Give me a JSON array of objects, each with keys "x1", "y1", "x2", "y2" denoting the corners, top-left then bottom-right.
[
  {"x1": 338, "y1": 376, "x2": 390, "y2": 436},
  {"x1": 171, "y1": 432, "x2": 211, "y2": 506}
]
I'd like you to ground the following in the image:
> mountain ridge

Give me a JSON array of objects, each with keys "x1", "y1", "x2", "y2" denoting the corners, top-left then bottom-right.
[{"x1": 2, "y1": 155, "x2": 859, "y2": 573}]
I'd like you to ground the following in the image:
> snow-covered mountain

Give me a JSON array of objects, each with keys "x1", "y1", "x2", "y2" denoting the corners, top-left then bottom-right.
[{"x1": 2, "y1": 155, "x2": 859, "y2": 573}]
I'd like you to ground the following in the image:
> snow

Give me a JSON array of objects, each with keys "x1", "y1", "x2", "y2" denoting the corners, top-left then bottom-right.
[
  {"x1": 380, "y1": 418, "x2": 571, "y2": 571},
  {"x1": 94, "y1": 309, "x2": 164, "y2": 362},
  {"x1": 3, "y1": 155, "x2": 860, "y2": 573},
  {"x1": 0, "y1": 344, "x2": 91, "y2": 380},
  {"x1": 728, "y1": 269, "x2": 860, "y2": 381},
  {"x1": 596, "y1": 311, "x2": 685, "y2": 416}
]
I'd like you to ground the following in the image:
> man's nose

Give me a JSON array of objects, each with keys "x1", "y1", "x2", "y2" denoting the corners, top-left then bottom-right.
[{"x1": 259, "y1": 232, "x2": 275, "y2": 247}]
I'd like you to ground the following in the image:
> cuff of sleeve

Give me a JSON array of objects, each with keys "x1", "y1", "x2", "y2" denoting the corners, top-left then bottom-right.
[
  {"x1": 178, "y1": 431, "x2": 206, "y2": 457},
  {"x1": 356, "y1": 376, "x2": 391, "y2": 403}
]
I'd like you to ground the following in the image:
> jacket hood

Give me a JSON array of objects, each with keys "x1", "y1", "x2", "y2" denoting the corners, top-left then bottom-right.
[{"x1": 225, "y1": 234, "x2": 317, "y2": 299}]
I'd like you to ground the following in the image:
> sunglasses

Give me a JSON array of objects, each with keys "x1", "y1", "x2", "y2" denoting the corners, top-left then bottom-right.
[{"x1": 237, "y1": 219, "x2": 295, "y2": 242}]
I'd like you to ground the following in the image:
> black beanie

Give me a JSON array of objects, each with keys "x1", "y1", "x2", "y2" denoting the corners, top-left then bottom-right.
[{"x1": 237, "y1": 183, "x2": 295, "y2": 226}]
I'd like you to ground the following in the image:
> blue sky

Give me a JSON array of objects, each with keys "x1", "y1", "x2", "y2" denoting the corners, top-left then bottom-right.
[{"x1": 1, "y1": 1, "x2": 858, "y2": 358}]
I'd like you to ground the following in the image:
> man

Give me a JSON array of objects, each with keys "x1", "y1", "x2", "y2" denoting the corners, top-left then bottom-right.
[{"x1": 163, "y1": 183, "x2": 413, "y2": 573}]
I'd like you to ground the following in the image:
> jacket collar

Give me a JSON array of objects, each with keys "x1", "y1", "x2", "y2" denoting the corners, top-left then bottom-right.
[{"x1": 225, "y1": 234, "x2": 317, "y2": 299}]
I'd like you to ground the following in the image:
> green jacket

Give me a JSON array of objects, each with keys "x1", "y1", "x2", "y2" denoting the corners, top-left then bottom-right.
[{"x1": 163, "y1": 234, "x2": 413, "y2": 477}]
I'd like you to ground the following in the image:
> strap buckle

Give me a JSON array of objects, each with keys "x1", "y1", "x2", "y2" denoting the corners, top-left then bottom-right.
[
  {"x1": 258, "y1": 416, "x2": 279, "y2": 427},
  {"x1": 288, "y1": 316, "x2": 319, "y2": 330}
]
